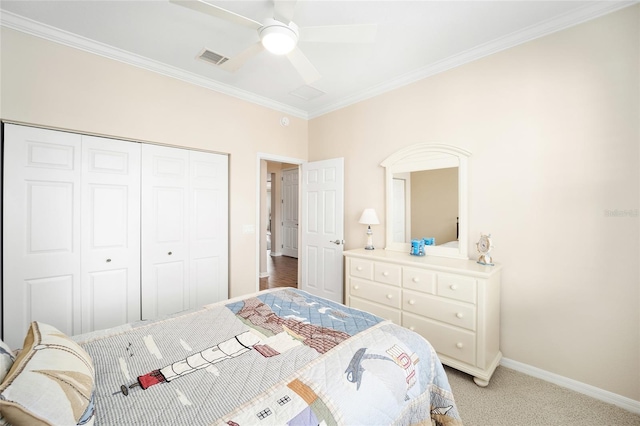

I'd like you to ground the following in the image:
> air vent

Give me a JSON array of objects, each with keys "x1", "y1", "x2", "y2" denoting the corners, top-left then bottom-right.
[
  {"x1": 197, "y1": 48, "x2": 229, "y2": 66},
  {"x1": 289, "y1": 85, "x2": 325, "y2": 101}
]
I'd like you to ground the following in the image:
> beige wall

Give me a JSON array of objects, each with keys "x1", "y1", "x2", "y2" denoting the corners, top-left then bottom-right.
[
  {"x1": 0, "y1": 27, "x2": 308, "y2": 298},
  {"x1": 309, "y1": 6, "x2": 639, "y2": 401}
]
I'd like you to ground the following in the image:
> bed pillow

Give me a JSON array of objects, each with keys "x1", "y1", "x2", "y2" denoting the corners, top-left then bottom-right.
[
  {"x1": 0, "y1": 322, "x2": 95, "y2": 426},
  {"x1": 0, "y1": 339, "x2": 15, "y2": 383}
]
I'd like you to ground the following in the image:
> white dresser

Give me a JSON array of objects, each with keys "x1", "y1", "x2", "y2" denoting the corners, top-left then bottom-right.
[{"x1": 343, "y1": 248, "x2": 502, "y2": 386}]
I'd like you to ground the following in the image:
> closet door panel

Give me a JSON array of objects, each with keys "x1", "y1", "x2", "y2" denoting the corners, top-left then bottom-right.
[
  {"x1": 142, "y1": 145, "x2": 189, "y2": 319},
  {"x1": 3, "y1": 124, "x2": 82, "y2": 349},
  {"x1": 189, "y1": 151, "x2": 228, "y2": 307},
  {"x1": 154, "y1": 261, "x2": 187, "y2": 315},
  {"x1": 88, "y1": 269, "x2": 128, "y2": 331},
  {"x1": 26, "y1": 276, "x2": 74, "y2": 336},
  {"x1": 81, "y1": 135, "x2": 141, "y2": 333}
]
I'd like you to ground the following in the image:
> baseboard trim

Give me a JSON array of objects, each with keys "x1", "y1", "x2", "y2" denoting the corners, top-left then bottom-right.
[
  {"x1": 270, "y1": 252, "x2": 282, "y2": 257},
  {"x1": 501, "y1": 357, "x2": 640, "y2": 415},
  {"x1": 259, "y1": 272, "x2": 269, "y2": 278}
]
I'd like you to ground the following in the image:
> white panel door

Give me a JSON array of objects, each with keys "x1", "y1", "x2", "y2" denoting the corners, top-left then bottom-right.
[
  {"x1": 300, "y1": 158, "x2": 344, "y2": 303},
  {"x1": 3, "y1": 124, "x2": 82, "y2": 349},
  {"x1": 141, "y1": 144, "x2": 190, "y2": 319},
  {"x1": 189, "y1": 150, "x2": 228, "y2": 307},
  {"x1": 81, "y1": 135, "x2": 141, "y2": 333},
  {"x1": 281, "y1": 168, "x2": 299, "y2": 258}
]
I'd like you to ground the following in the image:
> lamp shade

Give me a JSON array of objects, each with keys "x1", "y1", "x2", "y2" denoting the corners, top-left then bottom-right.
[{"x1": 358, "y1": 208, "x2": 379, "y2": 225}]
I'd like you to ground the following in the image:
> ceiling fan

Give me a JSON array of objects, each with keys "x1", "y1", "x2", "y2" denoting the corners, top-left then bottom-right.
[{"x1": 170, "y1": 0, "x2": 377, "y2": 84}]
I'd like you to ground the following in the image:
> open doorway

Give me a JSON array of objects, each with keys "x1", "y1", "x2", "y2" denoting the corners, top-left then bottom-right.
[{"x1": 258, "y1": 157, "x2": 301, "y2": 291}]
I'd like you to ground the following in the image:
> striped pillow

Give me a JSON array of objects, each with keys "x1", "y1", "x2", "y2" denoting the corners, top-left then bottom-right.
[{"x1": 0, "y1": 322, "x2": 95, "y2": 426}]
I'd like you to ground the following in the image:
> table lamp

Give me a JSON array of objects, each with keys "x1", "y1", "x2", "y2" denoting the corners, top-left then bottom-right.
[{"x1": 358, "y1": 208, "x2": 379, "y2": 250}]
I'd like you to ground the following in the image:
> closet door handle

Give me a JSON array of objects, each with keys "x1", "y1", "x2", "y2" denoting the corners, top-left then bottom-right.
[
  {"x1": 168, "y1": 251, "x2": 173, "y2": 255},
  {"x1": 106, "y1": 258, "x2": 112, "y2": 263}
]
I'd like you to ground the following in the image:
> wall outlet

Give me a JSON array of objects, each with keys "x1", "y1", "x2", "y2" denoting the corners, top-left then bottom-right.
[{"x1": 242, "y1": 224, "x2": 255, "y2": 234}]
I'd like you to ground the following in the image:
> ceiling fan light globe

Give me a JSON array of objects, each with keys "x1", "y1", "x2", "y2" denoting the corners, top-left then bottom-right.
[{"x1": 259, "y1": 21, "x2": 298, "y2": 55}]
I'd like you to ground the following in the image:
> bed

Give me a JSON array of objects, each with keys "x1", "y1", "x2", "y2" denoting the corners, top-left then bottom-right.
[{"x1": 0, "y1": 288, "x2": 463, "y2": 425}]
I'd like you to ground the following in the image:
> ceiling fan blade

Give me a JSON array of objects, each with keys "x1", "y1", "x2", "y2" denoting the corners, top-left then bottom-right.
[
  {"x1": 218, "y1": 42, "x2": 264, "y2": 72},
  {"x1": 273, "y1": 0, "x2": 297, "y2": 24},
  {"x1": 299, "y1": 24, "x2": 377, "y2": 43},
  {"x1": 287, "y1": 47, "x2": 321, "y2": 84},
  {"x1": 170, "y1": 0, "x2": 261, "y2": 30}
]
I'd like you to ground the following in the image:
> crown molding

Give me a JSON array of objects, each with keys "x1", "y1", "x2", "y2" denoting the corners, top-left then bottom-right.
[
  {"x1": 0, "y1": 11, "x2": 310, "y2": 120},
  {"x1": 1, "y1": 1, "x2": 636, "y2": 121},
  {"x1": 306, "y1": 0, "x2": 637, "y2": 119}
]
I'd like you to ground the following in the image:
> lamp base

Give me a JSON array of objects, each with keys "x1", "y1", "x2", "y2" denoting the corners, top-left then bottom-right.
[{"x1": 364, "y1": 231, "x2": 374, "y2": 250}]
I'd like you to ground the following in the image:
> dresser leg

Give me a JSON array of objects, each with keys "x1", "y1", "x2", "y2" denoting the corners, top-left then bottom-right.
[{"x1": 473, "y1": 376, "x2": 490, "y2": 387}]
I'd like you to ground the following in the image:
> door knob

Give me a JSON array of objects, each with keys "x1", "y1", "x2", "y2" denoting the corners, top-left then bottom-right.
[
  {"x1": 168, "y1": 251, "x2": 173, "y2": 255},
  {"x1": 329, "y1": 239, "x2": 344, "y2": 245}
]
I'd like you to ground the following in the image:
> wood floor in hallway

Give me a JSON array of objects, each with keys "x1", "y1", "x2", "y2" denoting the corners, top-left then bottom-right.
[{"x1": 259, "y1": 253, "x2": 298, "y2": 290}]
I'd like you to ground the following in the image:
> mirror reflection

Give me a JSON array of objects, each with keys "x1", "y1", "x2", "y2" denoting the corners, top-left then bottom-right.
[
  {"x1": 392, "y1": 168, "x2": 459, "y2": 247},
  {"x1": 382, "y1": 143, "x2": 470, "y2": 259}
]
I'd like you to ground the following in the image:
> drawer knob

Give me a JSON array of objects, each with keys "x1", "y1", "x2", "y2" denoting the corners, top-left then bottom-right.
[
  {"x1": 356, "y1": 266, "x2": 363, "y2": 271},
  {"x1": 456, "y1": 312, "x2": 463, "y2": 319},
  {"x1": 382, "y1": 271, "x2": 389, "y2": 277},
  {"x1": 386, "y1": 294, "x2": 393, "y2": 299},
  {"x1": 450, "y1": 284, "x2": 458, "y2": 291},
  {"x1": 353, "y1": 285, "x2": 360, "y2": 290},
  {"x1": 412, "y1": 277, "x2": 420, "y2": 283},
  {"x1": 456, "y1": 342, "x2": 464, "y2": 349},
  {"x1": 408, "y1": 299, "x2": 416, "y2": 305}
]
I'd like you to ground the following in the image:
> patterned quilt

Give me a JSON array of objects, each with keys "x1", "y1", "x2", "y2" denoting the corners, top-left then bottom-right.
[{"x1": 74, "y1": 288, "x2": 463, "y2": 425}]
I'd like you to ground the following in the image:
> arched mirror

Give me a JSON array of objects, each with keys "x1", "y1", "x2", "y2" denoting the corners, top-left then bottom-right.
[{"x1": 381, "y1": 144, "x2": 470, "y2": 259}]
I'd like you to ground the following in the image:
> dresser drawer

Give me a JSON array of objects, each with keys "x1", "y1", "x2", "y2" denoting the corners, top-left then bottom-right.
[
  {"x1": 349, "y1": 277, "x2": 401, "y2": 308},
  {"x1": 373, "y1": 262, "x2": 401, "y2": 286},
  {"x1": 349, "y1": 297, "x2": 401, "y2": 324},
  {"x1": 349, "y1": 258, "x2": 373, "y2": 280},
  {"x1": 437, "y1": 274, "x2": 476, "y2": 303},
  {"x1": 402, "y1": 312, "x2": 476, "y2": 366},
  {"x1": 403, "y1": 267, "x2": 436, "y2": 294},
  {"x1": 403, "y1": 290, "x2": 476, "y2": 331}
]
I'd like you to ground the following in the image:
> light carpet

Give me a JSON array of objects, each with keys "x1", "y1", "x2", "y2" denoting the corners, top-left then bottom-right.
[{"x1": 445, "y1": 366, "x2": 640, "y2": 426}]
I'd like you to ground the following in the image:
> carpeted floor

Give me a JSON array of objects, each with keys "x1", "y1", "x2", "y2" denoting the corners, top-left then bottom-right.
[{"x1": 445, "y1": 366, "x2": 640, "y2": 426}]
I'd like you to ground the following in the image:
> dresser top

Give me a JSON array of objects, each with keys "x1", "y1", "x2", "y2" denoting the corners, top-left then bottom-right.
[{"x1": 343, "y1": 248, "x2": 502, "y2": 278}]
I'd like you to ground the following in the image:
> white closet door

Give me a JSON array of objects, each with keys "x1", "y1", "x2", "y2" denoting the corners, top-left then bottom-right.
[
  {"x1": 81, "y1": 135, "x2": 141, "y2": 332},
  {"x1": 141, "y1": 144, "x2": 190, "y2": 319},
  {"x1": 3, "y1": 124, "x2": 82, "y2": 349},
  {"x1": 189, "y1": 150, "x2": 228, "y2": 307}
]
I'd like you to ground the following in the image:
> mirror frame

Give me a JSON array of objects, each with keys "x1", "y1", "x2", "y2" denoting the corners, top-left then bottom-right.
[{"x1": 381, "y1": 143, "x2": 471, "y2": 259}]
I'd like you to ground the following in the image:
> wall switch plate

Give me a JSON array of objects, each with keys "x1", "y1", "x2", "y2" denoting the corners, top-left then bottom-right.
[{"x1": 243, "y1": 224, "x2": 255, "y2": 234}]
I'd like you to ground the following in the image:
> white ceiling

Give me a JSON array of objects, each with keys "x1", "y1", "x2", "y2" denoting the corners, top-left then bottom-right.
[{"x1": 0, "y1": 1, "x2": 634, "y2": 119}]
